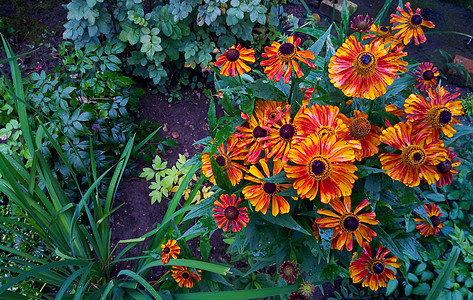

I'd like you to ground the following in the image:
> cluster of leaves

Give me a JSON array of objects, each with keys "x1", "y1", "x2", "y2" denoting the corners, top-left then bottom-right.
[{"x1": 63, "y1": 0, "x2": 284, "y2": 85}]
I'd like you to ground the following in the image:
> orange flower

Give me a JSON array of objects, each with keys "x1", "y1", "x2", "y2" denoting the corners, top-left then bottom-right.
[
  {"x1": 242, "y1": 159, "x2": 292, "y2": 216},
  {"x1": 316, "y1": 197, "x2": 378, "y2": 251},
  {"x1": 202, "y1": 135, "x2": 247, "y2": 186},
  {"x1": 161, "y1": 239, "x2": 180, "y2": 264},
  {"x1": 312, "y1": 221, "x2": 320, "y2": 243},
  {"x1": 261, "y1": 36, "x2": 315, "y2": 84},
  {"x1": 404, "y1": 86, "x2": 463, "y2": 138},
  {"x1": 414, "y1": 62, "x2": 439, "y2": 91},
  {"x1": 390, "y1": 2, "x2": 435, "y2": 45},
  {"x1": 212, "y1": 194, "x2": 249, "y2": 232},
  {"x1": 362, "y1": 25, "x2": 398, "y2": 47},
  {"x1": 171, "y1": 266, "x2": 201, "y2": 288},
  {"x1": 263, "y1": 104, "x2": 298, "y2": 163},
  {"x1": 415, "y1": 203, "x2": 444, "y2": 237},
  {"x1": 345, "y1": 110, "x2": 381, "y2": 161},
  {"x1": 294, "y1": 104, "x2": 351, "y2": 142},
  {"x1": 385, "y1": 103, "x2": 404, "y2": 117},
  {"x1": 349, "y1": 244, "x2": 401, "y2": 291},
  {"x1": 214, "y1": 44, "x2": 255, "y2": 77},
  {"x1": 328, "y1": 36, "x2": 407, "y2": 100},
  {"x1": 285, "y1": 133, "x2": 358, "y2": 203},
  {"x1": 234, "y1": 100, "x2": 282, "y2": 164},
  {"x1": 379, "y1": 122, "x2": 448, "y2": 187},
  {"x1": 436, "y1": 148, "x2": 461, "y2": 187}
]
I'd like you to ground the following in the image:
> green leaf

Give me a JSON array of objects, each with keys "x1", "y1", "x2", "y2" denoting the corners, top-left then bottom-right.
[
  {"x1": 372, "y1": 227, "x2": 404, "y2": 260},
  {"x1": 208, "y1": 97, "x2": 217, "y2": 138},
  {"x1": 173, "y1": 284, "x2": 297, "y2": 300},
  {"x1": 117, "y1": 270, "x2": 163, "y2": 300},
  {"x1": 260, "y1": 213, "x2": 311, "y2": 235},
  {"x1": 199, "y1": 234, "x2": 211, "y2": 261},
  {"x1": 246, "y1": 81, "x2": 287, "y2": 102},
  {"x1": 263, "y1": 170, "x2": 289, "y2": 183},
  {"x1": 386, "y1": 279, "x2": 398, "y2": 296},
  {"x1": 277, "y1": 186, "x2": 298, "y2": 197},
  {"x1": 426, "y1": 246, "x2": 461, "y2": 300},
  {"x1": 306, "y1": 25, "x2": 333, "y2": 58},
  {"x1": 374, "y1": 0, "x2": 394, "y2": 24},
  {"x1": 355, "y1": 165, "x2": 385, "y2": 178},
  {"x1": 413, "y1": 283, "x2": 431, "y2": 296},
  {"x1": 210, "y1": 156, "x2": 232, "y2": 190},
  {"x1": 240, "y1": 94, "x2": 255, "y2": 117}
]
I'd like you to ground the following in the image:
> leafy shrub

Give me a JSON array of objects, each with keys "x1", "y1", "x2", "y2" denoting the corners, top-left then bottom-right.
[{"x1": 63, "y1": 0, "x2": 284, "y2": 85}]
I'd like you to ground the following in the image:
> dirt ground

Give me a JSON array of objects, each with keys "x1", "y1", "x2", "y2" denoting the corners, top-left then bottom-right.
[{"x1": 1, "y1": 0, "x2": 473, "y2": 298}]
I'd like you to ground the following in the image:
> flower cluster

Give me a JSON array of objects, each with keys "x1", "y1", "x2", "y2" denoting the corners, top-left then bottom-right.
[
  {"x1": 202, "y1": 2, "x2": 462, "y2": 293},
  {"x1": 160, "y1": 240, "x2": 202, "y2": 288}
]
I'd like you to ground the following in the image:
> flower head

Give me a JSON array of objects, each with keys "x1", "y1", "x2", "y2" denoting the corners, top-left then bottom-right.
[
  {"x1": 261, "y1": 36, "x2": 315, "y2": 84},
  {"x1": 415, "y1": 203, "x2": 444, "y2": 236},
  {"x1": 328, "y1": 36, "x2": 407, "y2": 100},
  {"x1": 316, "y1": 197, "x2": 379, "y2": 251},
  {"x1": 414, "y1": 62, "x2": 440, "y2": 91},
  {"x1": 349, "y1": 244, "x2": 401, "y2": 291},
  {"x1": 234, "y1": 100, "x2": 282, "y2": 164},
  {"x1": 172, "y1": 266, "x2": 201, "y2": 288},
  {"x1": 212, "y1": 194, "x2": 249, "y2": 232},
  {"x1": 202, "y1": 135, "x2": 247, "y2": 186},
  {"x1": 161, "y1": 239, "x2": 180, "y2": 264},
  {"x1": 214, "y1": 44, "x2": 255, "y2": 77},
  {"x1": 299, "y1": 282, "x2": 316, "y2": 297},
  {"x1": 362, "y1": 25, "x2": 398, "y2": 48},
  {"x1": 263, "y1": 104, "x2": 298, "y2": 163},
  {"x1": 390, "y1": 2, "x2": 435, "y2": 45},
  {"x1": 350, "y1": 14, "x2": 374, "y2": 33},
  {"x1": 285, "y1": 133, "x2": 358, "y2": 203},
  {"x1": 436, "y1": 148, "x2": 461, "y2": 187},
  {"x1": 278, "y1": 261, "x2": 299, "y2": 284},
  {"x1": 346, "y1": 110, "x2": 381, "y2": 161},
  {"x1": 242, "y1": 159, "x2": 292, "y2": 216},
  {"x1": 379, "y1": 122, "x2": 448, "y2": 187},
  {"x1": 404, "y1": 86, "x2": 463, "y2": 138}
]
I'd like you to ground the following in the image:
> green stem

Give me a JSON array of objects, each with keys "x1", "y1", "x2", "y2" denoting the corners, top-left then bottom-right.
[{"x1": 299, "y1": 0, "x2": 312, "y2": 17}]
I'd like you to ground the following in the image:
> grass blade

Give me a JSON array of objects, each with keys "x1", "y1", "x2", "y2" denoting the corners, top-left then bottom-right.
[
  {"x1": 426, "y1": 246, "x2": 460, "y2": 300},
  {"x1": 117, "y1": 270, "x2": 162, "y2": 300},
  {"x1": 173, "y1": 285, "x2": 297, "y2": 300}
]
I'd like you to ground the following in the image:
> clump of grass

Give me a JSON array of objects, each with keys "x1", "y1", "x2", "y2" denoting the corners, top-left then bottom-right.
[{"x1": 461, "y1": 93, "x2": 473, "y2": 119}]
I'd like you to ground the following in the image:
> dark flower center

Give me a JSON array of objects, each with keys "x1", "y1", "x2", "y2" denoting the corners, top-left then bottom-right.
[
  {"x1": 430, "y1": 215, "x2": 441, "y2": 227},
  {"x1": 311, "y1": 161, "x2": 326, "y2": 176},
  {"x1": 349, "y1": 118, "x2": 371, "y2": 139},
  {"x1": 253, "y1": 126, "x2": 267, "y2": 138},
  {"x1": 226, "y1": 49, "x2": 240, "y2": 62},
  {"x1": 182, "y1": 272, "x2": 190, "y2": 279},
  {"x1": 439, "y1": 110, "x2": 452, "y2": 125},
  {"x1": 279, "y1": 42, "x2": 295, "y2": 55},
  {"x1": 423, "y1": 70, "x2": 435, "y2": 81},
  {"x1": 436, "y1": 160, "x2": 452, "y2": 174},
  {"x1": 411, "y1": 14, "x2": 423, "y2": 25},
  {"x1": 357, "y1": 21, "x2": 368, "y2": 30},
  {"x1": 163, "y1": 246, "x2": 170, "y2": 254},
  {"x1": 263, "y1": 182, "x2": 277, "y2": 195},
  {"x1": 224, "y1": 206, "x2": 239, "y2": 221},
  {"x1": 373, "y1": 263, "x2": 385, "y2": 274},
  {"x1": 360, "y1": 54, "x2": 372, "y2": 65},
  {"x1": 380, "y1": 26, "x2": 388, "y2": 32},
  {"x1": 283, "y1": 265, "x2": 295, "y2": 276},
  {"x1": 280, "y1": 124, "x2": 295, "y2": 140},
  {"x1": 343, "y1": 216, "x2": 360, "y2": 232},
  {"x1": 413, "y1": 152, "x2": 422, "y2": 162},
  {"x1": 216, "y1": 155, "x2": 226, "y2": 166}
]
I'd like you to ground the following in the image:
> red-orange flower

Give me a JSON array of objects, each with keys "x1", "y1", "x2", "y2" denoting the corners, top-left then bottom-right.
[
  {"x1": 415, "y1": 203, "x2": 444, "y2": 237},
  {"x1": 263, "y1": 105, "x2": 298, "y2": 163},
  {"x1": 172, "y1": 266, "x2": 201, "y2": 288},
  {"x1": 285, "y1": 133, "x2": 358, "y2": 203},
  {"x1": 414, "y1": 62, "x2": 439, "y2": 91},
  {"x1": 278, "y1": 261, "x2": 299, "y2": 284},
  {"x1": 350, "y1": 14, "x2": 374, "y2": 33},
  {"x1": 379, "y1": 122, "x2": 447, "y2": 187},
  {"x1": 390, "y1": 2, "x2": 435, "y2": 45},
  {"x1": 328, "y1": 35, "x2": 407, "y2": 100},
  {"x1": 212, "y1": 194, "x2": 249, "y2": 232},
  {"x1": 345, "y1": 110, "x2": 381, "y2": 161},
  {"x1": 349, "y1": 244, "x2": 401, "y2": 291},
  {"x1": 214, "y1": 44, "x2": 255, "y2": 77},
  {"x1": 385, "y1": 103, "x2": 405, "y2": 117},
  {"x1": 362, "y1": 25, "x2": 398, "y2": 48},
  {"x1": 161, "y1": 239, "x2": 180, "y2": 264},
  {"x1": 261, "y1": 36, "x2": 315, "y2": 84},
  {"x1": 202, "y1": 135, "x2": 247, "y2": 186},
  {"x1": 316, "y1": 197, "x2": 379, "y2": 251},
  {"x1": 436, "y1": 148, "x2": 461, "y2": 187},
  {"x1": 404, "y1": 86, "x2": 463, "y2": 138},
  {"x1": 242, "y1": 159, "x2": 292, "y2": 216},
  {"x1": 234, "y1": 100, "x2": 282, "y2": 164}
]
